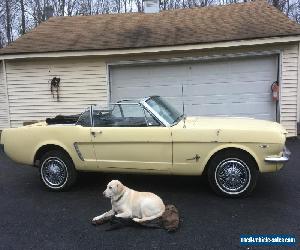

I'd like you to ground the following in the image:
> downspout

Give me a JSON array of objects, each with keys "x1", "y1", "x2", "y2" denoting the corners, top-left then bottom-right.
[
  {"x1": 2, "y1": 59, "x2": 11, "y2": 127},
  {"x1": 276, "y1": 53, "x2": 280, "y2": 123},
  {"x1": 297, "y1": 43, "x2": 300, "y2": 135}
]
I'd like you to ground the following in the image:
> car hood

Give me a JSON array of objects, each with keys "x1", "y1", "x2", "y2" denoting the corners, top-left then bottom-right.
[
  {"x1": 174, "y1": 116, "x2": 287, "y2": 143},
  {"x1": 182, "y1": 116, "x2": 286, "y2": 132}
]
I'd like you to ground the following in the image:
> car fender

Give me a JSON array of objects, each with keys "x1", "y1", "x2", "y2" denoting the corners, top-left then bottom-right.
[
  {"x1": 202, "y1": 143, "x2": 261, "y2": 172},
  {"x1": 32, "y1": 140, "x2": 76, "y2": 166}
]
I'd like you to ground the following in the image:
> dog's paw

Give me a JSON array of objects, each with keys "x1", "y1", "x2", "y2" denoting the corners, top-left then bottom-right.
[
  {"x1": 92, "y1": 216, "x2": 101, "y2": 221},
  {"x1": 132, "y1": 218, "x2": 141, "y2": 223}
]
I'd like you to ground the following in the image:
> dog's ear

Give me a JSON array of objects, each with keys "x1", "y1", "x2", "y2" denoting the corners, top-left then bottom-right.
[{"x1": 116, "y1": 182, "x2": 124, "y2": 194}]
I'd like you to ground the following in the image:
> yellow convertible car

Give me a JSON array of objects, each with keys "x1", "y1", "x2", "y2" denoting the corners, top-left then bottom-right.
[{"x1": 0, "y1": 96, "x2": 290, "y2": 197}]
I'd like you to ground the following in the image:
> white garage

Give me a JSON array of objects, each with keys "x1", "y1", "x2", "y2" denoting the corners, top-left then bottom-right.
[
  {"x1": 110, "y1": 55, "x2": 278, "y2": 121},
  {"x1": 0, "y1": 1, "x2": 300, "y2": 136}
]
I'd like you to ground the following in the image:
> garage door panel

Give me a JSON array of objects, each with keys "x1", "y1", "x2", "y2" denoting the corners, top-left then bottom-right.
[
  {"x1": 230, "y1": 58, "x2": 276, "y2": 73},
  {"x1": 112, "y1": 85, "x2": 183, "y2": 102},
  {"x1": 112, "y1": 64, "x2": 188, "y2": 82},
  {"x1": 189, "y1": 73, "x2": 274, "y2": 86},
  {"x1": 187, "y1": 102, "x2": 274, "y2": 120},
  {"x1": 188, "y1": 75, "x2": 275, "y2": 86},
  {"x1": 184, "y1": 81, "x2": 272, "y2": 97},
  {"x1": 149, "y1": 65, "x2": 189, "y2": 77},
  {"x1": 114, "y1": 75, "x2": 184, "y2": 86},
  {"x1": 190, "y1": 62, "x2": 230, "y2": 74},
  {"x1": 183, "y1": 93, "x2": 273, "y2": 105},
  {"x1": 230, "y1": 72, "x2": 276, "y2": 82},
  {"x1": 190, "y1": 58, "x2": 276, "y2": 79},
  {"x1": 110, "y1": 55, "x2": 277, "y2": 120},
  {"x1": 190, "y1": 59, "x2": 272, "y2": 73},
  {"x1": 184, "y1": 96, "x2": 273, "y2": 108}
]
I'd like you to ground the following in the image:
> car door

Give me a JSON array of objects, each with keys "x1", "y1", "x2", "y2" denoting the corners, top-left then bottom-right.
[
  {"x1": 73, "y1": 108, "x2": 98, "y2": 170},
  {"x1": 91, "y1": 103, "x2": 172, "y2": 172}
]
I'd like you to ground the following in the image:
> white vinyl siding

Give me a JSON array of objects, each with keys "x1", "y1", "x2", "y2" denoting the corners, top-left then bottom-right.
[
  {"x1": 280, "y1": 45, "x2": 299, "y2": 137},
  {"x1": 6, "y1": 58, "x2": 108, "y2": 127},
  {"x1": 0, "y1": 61, "x2": 10, "y2": 129}
]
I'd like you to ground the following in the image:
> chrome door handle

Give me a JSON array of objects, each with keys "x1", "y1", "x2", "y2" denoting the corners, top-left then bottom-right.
[{"x1": 91, "y1": 130, "x2": 103, "y2": 137}]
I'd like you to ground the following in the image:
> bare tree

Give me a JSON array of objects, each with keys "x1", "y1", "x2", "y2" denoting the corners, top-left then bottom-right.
[
  {"x1": 60, "y1": 0, "x2": 65, "y2": 15},
  {"x1": 135, "y1": 0, "x2": 143, "y2": 12},
  {"x1": 0, "y1": 1, "x2": 5, "y2": 47},
  {"x1": 66, "y1": 0, "x2": 78, "y2": 16},
  {"x1": 19, "y1": 0, "x2": 26, "y2": 34},
  {"x1": 5, "y1": 0, "x2": 12, "y2": 43}
]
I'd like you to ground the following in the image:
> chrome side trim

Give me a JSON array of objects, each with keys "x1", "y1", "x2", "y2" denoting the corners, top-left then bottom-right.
[
  {"x1": 74, "y1": 142, "x2": 84, "y2": 161},
  {"x1": 186, "y1": 154, "x2": 200, "y2": 161},
  {"x1": 265, "y1": 146, "x2": 291, "y2": 163}
]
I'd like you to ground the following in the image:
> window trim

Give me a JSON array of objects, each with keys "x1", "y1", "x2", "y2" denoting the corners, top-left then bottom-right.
[
  {"x1": 140, "y1": 97, "x2": 171, "y2": 127},
  {"x1": 90, "y1": 105, "x2": 94, "y2": 127},
  {"x1": 142, "y1": 106, "x2": 162, "y2": 127},
  {"x1": 75, "y1": 107, "x2": 92, "y2": 127}
]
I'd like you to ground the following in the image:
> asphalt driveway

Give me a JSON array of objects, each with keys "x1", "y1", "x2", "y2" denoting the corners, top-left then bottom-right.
[{"x1": 0, "y1": 139, "x2": 299, "y2": 249}]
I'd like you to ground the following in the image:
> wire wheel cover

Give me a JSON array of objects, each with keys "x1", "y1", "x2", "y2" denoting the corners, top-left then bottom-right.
[
  {"x1": 215, "y1": 158, "x2": 251, "y2": 194},
  {"x1": 41, "y1": 157, "x2": 68, "y2": 187}
]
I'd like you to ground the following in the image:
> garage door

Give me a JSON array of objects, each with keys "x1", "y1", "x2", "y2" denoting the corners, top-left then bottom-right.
[{"x1": 110, "y1": 55, "x2": 278, "y2": 121}]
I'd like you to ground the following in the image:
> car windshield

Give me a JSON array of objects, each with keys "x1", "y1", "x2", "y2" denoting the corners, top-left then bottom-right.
[{"x1": 145, "y1": 96, "x2": 183, "y2": 126}]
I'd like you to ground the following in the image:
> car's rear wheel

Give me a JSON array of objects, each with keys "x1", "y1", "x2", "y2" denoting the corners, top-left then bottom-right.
[
  {"x1": 207, "y1": 150, "x2": 258, "y2": 198},
  {"x1": 39, "y1": 150, "x2": 77, "y2": 191}
]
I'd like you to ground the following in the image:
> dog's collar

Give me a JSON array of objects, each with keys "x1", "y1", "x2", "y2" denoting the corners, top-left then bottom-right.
[{"x1": 115, "y1": 193, "x2": 124, "y2": 203}]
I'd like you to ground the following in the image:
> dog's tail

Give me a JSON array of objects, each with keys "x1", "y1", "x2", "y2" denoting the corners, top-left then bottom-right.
[{"x1": 134, "y1": 210, "x2": 164, "y2": 223}]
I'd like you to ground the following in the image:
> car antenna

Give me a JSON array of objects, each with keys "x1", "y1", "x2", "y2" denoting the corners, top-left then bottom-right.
[{"x1": 182, "y1": 84, "x2": 186, "y2": 128}]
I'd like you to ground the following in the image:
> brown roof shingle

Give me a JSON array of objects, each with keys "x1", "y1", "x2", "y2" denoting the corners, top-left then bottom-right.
[{"x1": 1, "y1": 1, "x2": 300, "y2": 55}]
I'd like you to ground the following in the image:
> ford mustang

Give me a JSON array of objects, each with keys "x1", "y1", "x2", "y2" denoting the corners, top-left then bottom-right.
[{"x1": 0, "y1": 96, "x2": 290, "y2": 197}]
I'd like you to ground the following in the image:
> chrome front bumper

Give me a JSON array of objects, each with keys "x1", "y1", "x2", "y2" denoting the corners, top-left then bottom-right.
[{"x1": 265, "y1": 146, "x2": 291, "y2": 163}]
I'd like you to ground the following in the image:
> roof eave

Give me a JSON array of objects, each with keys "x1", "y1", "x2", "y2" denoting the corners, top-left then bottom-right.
[{"x1": 1, "y1": 35, "x2": 300, "y2": 60}]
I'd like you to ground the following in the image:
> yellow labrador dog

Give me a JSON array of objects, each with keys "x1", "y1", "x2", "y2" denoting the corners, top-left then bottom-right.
[{"x1": 92, "y1": 180, "x2": 165, "y2": 223}]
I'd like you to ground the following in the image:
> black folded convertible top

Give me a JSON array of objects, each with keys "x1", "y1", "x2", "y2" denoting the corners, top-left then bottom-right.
[{"x1": 46, "y1": 114, "x2": 80, "y2": 125}]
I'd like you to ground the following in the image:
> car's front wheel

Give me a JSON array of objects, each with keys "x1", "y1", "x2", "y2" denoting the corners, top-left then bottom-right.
[
  {"x1": 39, "y1": 150, "x2": 77, "y2": 191},
  {"x1": 207, "y1": 150, "x2": 258, "y2": 198}
]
